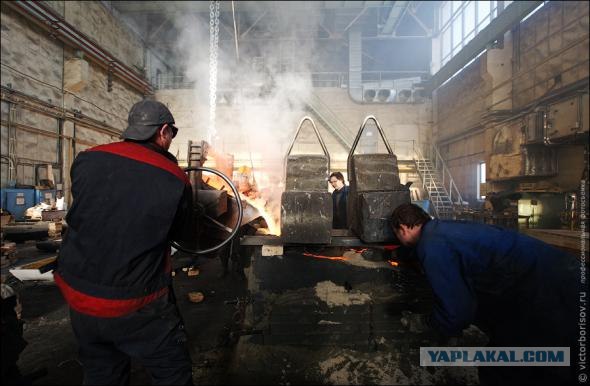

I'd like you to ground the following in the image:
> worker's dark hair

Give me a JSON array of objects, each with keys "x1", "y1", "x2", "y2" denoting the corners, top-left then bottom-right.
[
  {"x1": 329, "y1": 172, "x2": 344, "y2": 182},
  {"x1": 390, "y1": 203, "x2": 431, "y2": 229}
]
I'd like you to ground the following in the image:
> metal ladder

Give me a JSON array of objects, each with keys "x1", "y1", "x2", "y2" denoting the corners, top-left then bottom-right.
[{"x1": 413, "y1": 143, "x2": 466, "y2": 219}]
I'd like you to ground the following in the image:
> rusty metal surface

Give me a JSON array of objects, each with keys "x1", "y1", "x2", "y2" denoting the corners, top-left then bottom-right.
[
  {"x1": 197, "y1": 189, "x2": 228, "y2": 218},
  {"x1": 239, "y1": 234, "x2": 397, "y2": 247},
  {"x1": 285, "y1": 155, "x2": 329, "y2": 191},
  {"x1": 215, "y1": 198, "x2": 264, "y2": 229},
  {"x1": 280, "y1": 191, "x2": 332, "y2": 244},
  {"x1": 354, "y1": 189, "x2": 411, "y2": 243},
  {"x1": 346, "y1": 152, "x2": 409, "y2": 243},
  {"x1": 349, "y1": 154, "x2": 401, "y2": 191}
]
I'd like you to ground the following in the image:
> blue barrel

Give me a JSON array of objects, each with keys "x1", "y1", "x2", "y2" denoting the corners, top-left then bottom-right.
[{"x1": 4, "y1": 188, "x2": 35, "y2": 221}]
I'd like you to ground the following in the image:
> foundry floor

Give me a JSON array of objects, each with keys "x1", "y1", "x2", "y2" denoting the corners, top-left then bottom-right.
[
  {"x1": 3, "y1": 242, "x2": 483, "y2": 385},
  {"x1": 2, "y1": 242, "x2": 248, "y2": 385}
]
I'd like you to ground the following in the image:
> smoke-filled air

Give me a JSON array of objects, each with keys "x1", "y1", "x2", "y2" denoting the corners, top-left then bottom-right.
[{"x1": 170, "y1": 2, "x2": 323, "y2": 234}]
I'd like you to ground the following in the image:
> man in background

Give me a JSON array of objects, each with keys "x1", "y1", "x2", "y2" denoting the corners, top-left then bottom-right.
[{"x1": 329, "y1": 172, "x2": 349, "y2": 229}]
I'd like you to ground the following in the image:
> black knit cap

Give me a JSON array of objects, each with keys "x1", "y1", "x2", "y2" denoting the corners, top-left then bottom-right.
[{"x1": 121, "y1": 99, "x2": 178, "y2": 141}]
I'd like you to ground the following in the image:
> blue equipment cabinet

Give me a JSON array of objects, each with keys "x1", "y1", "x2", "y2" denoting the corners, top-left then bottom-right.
[
  {"x1": 34, "y1": 189, "x2": 57, "y2": 205},
  {"x1": 4, "y1": 188, "x2": 35, "y2": 221}
]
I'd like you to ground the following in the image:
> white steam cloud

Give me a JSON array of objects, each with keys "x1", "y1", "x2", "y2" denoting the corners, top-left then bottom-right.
[{"x1": 170, "y1": 2, "x2": 323, "y2": 229}]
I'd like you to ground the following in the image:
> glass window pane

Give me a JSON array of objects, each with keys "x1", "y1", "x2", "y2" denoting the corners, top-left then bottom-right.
[
  {"x1": 451, "y1": 1, "x2": 462, "y2": 16},
  {"x1": 464, "y1": 1, "x2": 475, "y2": 36},
  {"x1": 480, "y1": 162, "x2": 486, "y2": 183},
  {"x1": 478, "y1": 14, "x2": 490, "y2": 30},
  {"x1": 435, "y1": 0, "x2": 507, "y2": 74},
  {"x1": 452, "y1": 13, "x2": 462, "y2": 49},
  {"x1": 442, "y1": 26, "x2": 451, "y2": 58},
  {"x1": 441, "y1": 2, "x2": 452, "y2": 27},
  {"x1": 478, "y1": 1, "x2": 491, "y2": 24}
]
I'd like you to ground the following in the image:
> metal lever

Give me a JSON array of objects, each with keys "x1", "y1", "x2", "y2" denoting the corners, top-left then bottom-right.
[
  {"x1": 284, "y1": 116, "x2": 331, "y2": 175},
  {"x1": 347, "y1": 115, "x2": 394, "y2": 178}
]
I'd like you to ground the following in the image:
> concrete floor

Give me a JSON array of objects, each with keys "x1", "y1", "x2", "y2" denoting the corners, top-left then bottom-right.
[
  {"x1": 4, "y1": 242, "x2": 484, "y2": 385},
  {"x1": 5, "y1": 243, "x2": 247, "y2": 385}
]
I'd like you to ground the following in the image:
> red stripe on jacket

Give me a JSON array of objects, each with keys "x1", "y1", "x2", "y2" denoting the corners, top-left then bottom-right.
[
  {"x1": 87, "y1": 141, "x2": 190, "y2": 185},
  {"x1": 54, "y1": 272, "x2": 169, "y2": 318}
]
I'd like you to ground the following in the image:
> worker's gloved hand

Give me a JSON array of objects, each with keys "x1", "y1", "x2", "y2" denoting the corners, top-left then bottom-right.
[{"x1": 400, "y1": 311, "x2": 430, "y2": 333}]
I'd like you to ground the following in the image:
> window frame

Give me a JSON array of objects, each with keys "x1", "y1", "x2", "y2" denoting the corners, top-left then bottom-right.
[
  {"x1": 477, "y1": 161, "x2": 486, "y2": 201},
  {"x1": 435, "y1": 1, "x2": 508, "y2": 74}
]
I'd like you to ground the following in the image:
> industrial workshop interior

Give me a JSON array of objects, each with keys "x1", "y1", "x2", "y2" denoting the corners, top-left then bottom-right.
[{"x1": 0, "y1": 0, "x2": 589, "y2": 385}]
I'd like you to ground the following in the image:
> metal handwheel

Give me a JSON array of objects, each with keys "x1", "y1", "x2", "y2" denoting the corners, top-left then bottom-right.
[{"x1": 171, "y1": 166, "x2": 243, "y2": 255}]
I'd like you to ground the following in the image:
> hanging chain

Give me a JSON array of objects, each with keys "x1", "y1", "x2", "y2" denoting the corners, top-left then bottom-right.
[{"x1": 209, "y1": 0, "x2": 220, "y2": 144}]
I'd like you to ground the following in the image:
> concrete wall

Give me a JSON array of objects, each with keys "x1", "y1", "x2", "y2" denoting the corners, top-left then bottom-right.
[
  {"x1": 513, "y1": 1, "x2": 589, "y2": 108},
  {"x1": 0, "y1": 2, "x2": 151, "y2": 202},
  {"x1": 156, "y1": 88, "x2": 431, "y2": 174},
  {"x1": 313, "y1": 88, "x2": 431, "y2": 166},
  {"x1": 44, "y1": 1, "x2": 145, "y2": 71},
  {"x1": 433, "y1": 1, "x2": 589, "y2": 207}
]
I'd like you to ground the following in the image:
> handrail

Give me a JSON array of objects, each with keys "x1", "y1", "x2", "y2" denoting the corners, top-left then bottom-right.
[
  {"x1": 431, "y1": 144, "x2": 464, "y2": 205},
  {"x1": 412, "y1": 144, "x2": 441, "y2": 217},
  {"x1": 152, "y1": 71, "x2": 427, "y2": 91},
  {"x1": 412, "y1": 141, "x2": 465, "y2": 207}
]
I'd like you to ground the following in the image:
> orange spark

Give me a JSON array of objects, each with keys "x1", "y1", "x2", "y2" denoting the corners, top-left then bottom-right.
[{"x1": 303, "y1": 253, "x2": 348, "y2": 262}]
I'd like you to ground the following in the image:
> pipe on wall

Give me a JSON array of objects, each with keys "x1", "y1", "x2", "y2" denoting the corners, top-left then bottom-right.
[
  {"x1": 1, "y1": 86, "x2": 122, "y2": 138},
  {"x1": 5, "y1": 1, "x2": 152, "y2": 95}
]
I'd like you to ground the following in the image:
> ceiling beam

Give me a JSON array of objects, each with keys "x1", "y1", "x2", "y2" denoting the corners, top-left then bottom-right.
[
  {"x1": 343, "y1": 7, "x2": 369, "y2": 32},
  {"x1": 380, "y1": 0, "x2": 409, "y2": 35},
  {"x1": 147, "y1": 14, "x2": 170, "y2": 43},
  {"x1": 240, "y1": 11, "x2": 267, "y2": 39},
  {"x1": 407, "y1": 7, "x2": 431, "y2": 36}
]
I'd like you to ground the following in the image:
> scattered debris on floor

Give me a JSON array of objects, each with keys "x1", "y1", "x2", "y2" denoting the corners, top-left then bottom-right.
[{"x1": 314, "y1": 280, "x2": 372, "y2": 307}]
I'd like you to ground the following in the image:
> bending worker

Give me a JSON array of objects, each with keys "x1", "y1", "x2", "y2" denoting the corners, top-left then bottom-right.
[
  {"x1": 55, "y1": 100, "x2": 194, "y2": 385},
  {"x1": 390, "y1": 203, "x2": 579, "y2": 386}
]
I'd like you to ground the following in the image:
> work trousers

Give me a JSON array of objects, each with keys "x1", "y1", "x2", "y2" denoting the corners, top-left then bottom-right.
[{"x1": 69, "y1": 294, "x2": 192, "y2": 385}]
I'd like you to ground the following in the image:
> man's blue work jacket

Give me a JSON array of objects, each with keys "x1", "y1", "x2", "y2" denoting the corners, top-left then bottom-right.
[{"x1": 416, "y1": 219, "x2": 580, "y2": 345}]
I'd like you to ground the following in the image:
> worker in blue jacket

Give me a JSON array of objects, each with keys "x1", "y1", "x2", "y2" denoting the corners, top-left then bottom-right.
[{"x1": 390, "y1": 203, "x2": 580, "y2": 385}]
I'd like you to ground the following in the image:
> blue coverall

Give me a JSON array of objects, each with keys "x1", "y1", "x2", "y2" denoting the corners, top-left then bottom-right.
[{"x1": 416, "y1": 219, "x2": 580, "y2": 384}]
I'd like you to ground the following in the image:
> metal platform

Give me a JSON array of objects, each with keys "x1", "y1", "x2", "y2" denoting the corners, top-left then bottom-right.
[{"x1": 240, "y1": 229, "x2": 396, "y2": 248}]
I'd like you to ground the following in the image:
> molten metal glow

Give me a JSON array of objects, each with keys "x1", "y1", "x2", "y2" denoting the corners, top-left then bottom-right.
[
  {"x1": 201, "y1": 160, "x2": 281, "y2": 236},
  {"x1": 303, "y1": 252, "x2": 348, "y2": 262},
  {"x1": 243, "y1": 195, "x2": 281, "y2": 235},
  {"x1": 387, "y1": 260, "x2": 399, "y2": 267}
]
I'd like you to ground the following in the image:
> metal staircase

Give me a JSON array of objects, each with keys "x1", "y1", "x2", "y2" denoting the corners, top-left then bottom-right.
[{"x1": 413, "y1": 143, "x2": 466, "y2": 219}]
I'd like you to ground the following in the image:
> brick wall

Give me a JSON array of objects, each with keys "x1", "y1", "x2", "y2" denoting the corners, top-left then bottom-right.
[
  {"x1": 433, "y1": 1, "x2": 589, "y2": 206},
  {"x1": 0, "y1": 2, "x2": 145, "y2": 200}
]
